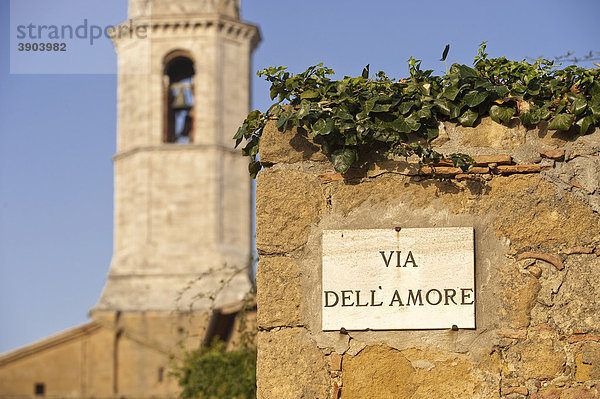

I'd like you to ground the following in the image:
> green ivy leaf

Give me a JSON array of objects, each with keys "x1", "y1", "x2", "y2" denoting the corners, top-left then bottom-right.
[
  {"x1": 434, "y1": 99, "x2": 450, "y2": 116},
  {"x1": 571, "y1": 98, "x2": 587, "y2": 116},
  {"x1": 398, "y1": 101, "x2": 414, "y2": 115},
  {"x1": 441, "y1": 44, "x2": 450, "y2": 62},
  {"x1": 442, "y1": 84, "x2": 460, "y2": 101},
  {"x1": 463, "y1": 90, "x2": 488, "y2": 107},
  {"x1": 548, "y1": 113, "x2": 575, "y2": 131},
  {"x1": 249, "y1": 160, "x2": 262, "y2": 178},
  {"x1": 405, "y1": 113, "x2": 422, "y2": 131},
  {"x1": 269, "y1": 86, "x2": 279, "y2": 100},
  {"x1": 456, "y1": 64, "x2": 478, "y2": 79},
  {"x1": 527, "y1": 80, "x2": 541, "y2": 96},
  {"x1": 276, "y1": 111, "x2": 291, "y2": 131},
  {"x1": 233, "y1": 123, "x2": 246, "y2": 141},
  {"x1": 576, "y1": 115, "x2": 593, "y2": 134},
  {"x1": 297, "y1": 100, "x2": 311, "y2": 119},
  {"x1": 426, "y1": 126, "x2": 439, "y2": 141},
  {"x1": 492, "y1": 85, "x2": 509, "y2": 98},
  {"x1": 458, "y1": 109, "x2": 478, "y2": 127},
  {"x1": 519, "y1": 111, "x2": 541, "y2": 127},
  {"x1": 590, "y1": 82, "x2": 600, "y2": 100},
  {"x1": 489, "y1": 105, "x2": 515, "y2": 124},
  {"x1": 331, "y1": 148, "x2": 358, "y2": 173},
  {"x1": 300, "y1": 90, "x2": 319, "y2": 99},
  {"x1": 313, "y1": 118, "x2": 334, "y2": 135},
  {"x1": 391, "y1": 116, "x2": 412, "y2": 133},
  {"x1": 362, "y1": 64, "x2": 370, "y2": 79},
  {"x1": 448, "y1": 102, "x2": 462, "y2": 119}
]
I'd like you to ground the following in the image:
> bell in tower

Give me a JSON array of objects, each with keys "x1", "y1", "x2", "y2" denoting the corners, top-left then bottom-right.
[{"x1": 165, "y1": 56, "x2": 195, "y2": 142}]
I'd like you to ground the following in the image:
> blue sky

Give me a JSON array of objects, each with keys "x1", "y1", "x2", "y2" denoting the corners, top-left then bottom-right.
[{"x1": 1, "y1": 0, "x2": 599, "y2": 353}]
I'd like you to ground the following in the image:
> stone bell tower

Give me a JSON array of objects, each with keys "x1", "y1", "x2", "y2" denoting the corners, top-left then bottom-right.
[
  {"x1": 0, "y1": 2, "x2": 260, "y2": 398},
  {"x1": 93, "y1": 0, "x2": 260, "y2": 318}
]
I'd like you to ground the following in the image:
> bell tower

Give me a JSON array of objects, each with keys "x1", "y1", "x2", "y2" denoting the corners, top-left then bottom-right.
[
  {"x1": 93, "y1": 0, "x2": 260, "y2": 316},
  {"x1": 0, "y1": 2, "x2": 260, "y2": 398}
]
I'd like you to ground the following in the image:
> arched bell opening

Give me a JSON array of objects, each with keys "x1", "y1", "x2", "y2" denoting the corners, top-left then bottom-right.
[{"x1": 163, "y1": 51, "x2": 195, "y2": 143}]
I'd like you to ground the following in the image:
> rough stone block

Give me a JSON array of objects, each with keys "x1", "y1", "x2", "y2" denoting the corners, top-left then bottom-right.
[
  {"x1": 506, "y1": 333, "x2": 566, "y2": 380},
  {"x1": 458, "y1": 118, "x2": 526, "y2": 149},
  {"x1": 256, "y1": 257, "x2": 303, "y2": 329},
  {"x1": 483, "y1": 176, "x2": 600, "y2": 252},
  {"x1": 552, "y1": 257, "x2": 600, "y2": 333},
  {"x1": 256, "y1": 169, "x2": 326, "y2": 254},
  {"x1": 257, "y1": 328, "x2": 329, "y2": 399},
  {"x1": 499, "y1": 263, "x2": 540, "y2": 328},
  {"x1": 260, "y1": 120, "x2": 329, "y2": 165},
  {"x1": 341, "y1": 345, "x2": 417, "y2": 399},
  {"x1": 341, "y1": 345, "x2": 490, "y2": 399},
  {"x1": 575, "y1": 342, "x2": 600, "y2": 382}
]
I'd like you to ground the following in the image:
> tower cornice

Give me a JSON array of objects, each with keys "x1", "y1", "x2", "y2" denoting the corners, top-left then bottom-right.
[{"x1": 111, "y1": 15, "x2": 261, "y2": 50}]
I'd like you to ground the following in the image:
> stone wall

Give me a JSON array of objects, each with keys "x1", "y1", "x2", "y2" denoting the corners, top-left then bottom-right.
[{"x1": 255, "y1": 118, "x2": 600, "y2": 399}]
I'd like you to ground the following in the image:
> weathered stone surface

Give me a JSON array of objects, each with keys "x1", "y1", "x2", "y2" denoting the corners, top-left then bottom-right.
[
  {"x1": 329, "y1": 353, "x2": 342, "y2": 371},
  {"x1": 331, "y1": 173, "x2": 449, "y2": 216},
  {"x1": 256, "y1": 257, "x2": 303, "y2": 329},
  {"x1": 506, "y1": 330, "x2": 566, "y2": 380},
  {"x1": 499, "y1": 263, "x2": 540, "y2": 328},
  {"x1": 459, "y1": 117, "x2": 527, "y2": 149},
  {"x1": 531, "y1": 388, "x2": 562, "y2": 399},
  {"x1": 318, "y1": 170, "x2": 345, "y2": 183},
  {"x1": 496, "y1": 164, "x2": 542, "y2": 174},
  {"x1": 540, "y1": 149, "x2": 566, "y2": 160},
  {"x1": 542, "y1": 155, "x2": 600, "y2": 213},
  {"x1": 481, "y1": 175, "x2": 600, "y2": 252},
  {"x1": 564, "y1": 246, "x2": 595, "y2": 255},
  {"x1": 535, "y1": 259, "x2": 564, "y2": 308},
  {"x1": 517, "y1": 251, "x2": 564, "y2": 270},
  {"x1": 341, "y1": 345, "x2": 417, "y2": 399},
  {"x1": 569, "y1": 335, "x2": 600, "y2": 344},
  {"x1": 366, "y1": 159, "x2": 422, "y2": 177},
  {"x1": 420, "y1": 166, "x2": 462, "y2": 175},
  {"x1": 502, "y1": 386, "x2": 529, "y2": 396},
  {"x1": 552, "y1": 256, "x2": 600, "y2": 333},
  {"x1": 256, "y1": 169, "x2": 326, "y2": 254},
  {"x1": 256, "y1": 119, "x2": 600, "y2": 399},
  {"x1": 257, "y1": 328, "x2": 329, "y2": 399},
  {"x1": 575, "y1": 342, "x2": 600, "y2": 382},
  {"x1": 260, "y1": 120, "x2": 329, "y2": 164},
  {"x1": 472, "y1": 154, "x2": 513, "y2": 165},
  {"x1": 342, "y1": 346, "x2": 494, "y2": 399},
  {"x1": 497, "y1": 329, "x2": 528, "y2": 339},
  {"x1": 561, "y1": 387, "x2": 600, "y2": 399}
]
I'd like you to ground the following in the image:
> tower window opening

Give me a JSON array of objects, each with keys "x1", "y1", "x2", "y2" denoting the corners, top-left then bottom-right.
[
  {"x1": 203, "y1": 309, "x2": 237, "y2": 346},
  {"x1": 34, "y1": 383, "x2": 45, "y2": 396},
  {"x1": 164, "y1": 54, "x2": 195, "y2": 143}
]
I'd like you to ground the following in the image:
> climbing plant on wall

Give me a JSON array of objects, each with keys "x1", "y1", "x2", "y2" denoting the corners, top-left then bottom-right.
[{"x1": 234, "y1": 43, "x2": 600, "y2": 176}]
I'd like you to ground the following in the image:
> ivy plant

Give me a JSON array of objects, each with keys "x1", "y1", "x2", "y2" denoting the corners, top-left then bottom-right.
[
  {"x1": 174, "y1": 339, "x2": 256, "y2": 399},
  {"x1": 235, "y1": 43, "x2": 600, "y2": 177}
]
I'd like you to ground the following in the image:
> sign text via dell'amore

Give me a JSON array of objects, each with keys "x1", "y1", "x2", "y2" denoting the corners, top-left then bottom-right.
[{"x1": 322, "y1": 227, "x2": 475, "y2": 331}]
